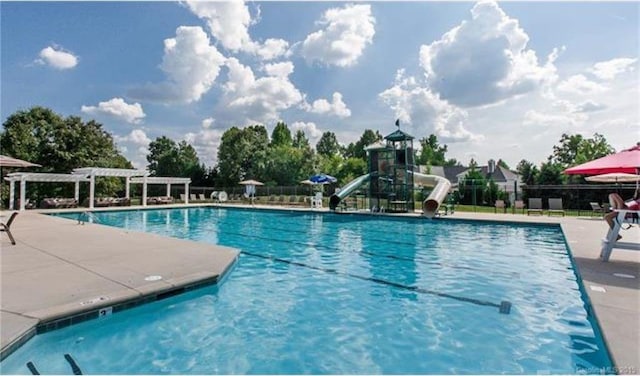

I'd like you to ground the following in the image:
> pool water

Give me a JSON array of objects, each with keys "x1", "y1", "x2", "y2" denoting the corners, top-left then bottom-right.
[{"x1": 1, "y1": 207, "x2": 612, "y2": 374}]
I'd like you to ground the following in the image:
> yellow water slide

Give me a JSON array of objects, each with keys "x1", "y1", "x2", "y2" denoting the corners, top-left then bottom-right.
[{"x1": 410, "y1": 172, "x2": 452, "y2": 218}]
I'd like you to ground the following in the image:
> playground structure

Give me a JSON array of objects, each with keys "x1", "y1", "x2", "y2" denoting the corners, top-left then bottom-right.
[{"x1": 329, "y1": 126, "x2": 451, "y2": 218}]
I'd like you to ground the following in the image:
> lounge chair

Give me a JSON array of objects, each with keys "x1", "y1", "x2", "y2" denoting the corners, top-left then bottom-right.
[
  {"x1": 494, "y1": 200, "x2": 506, "y2": 213},
  {"x1": 590, "y1": 202, "x2": 605, "y2": 217},
  {"x1": 190, "y1": 194, "x2": 197, "y2": 201},
  {"x1": 198, "y1": 194, "x2": 206, "y2": 201},
  {"x1": 548, "y1": 198, "x2": 565, "y2": 216},
  {"x1": 180, "y1": 194, "x2": 186, "y2": 202},
  {"x1": 312, "y1": 192, "x2": 323, "y2": 209},
  {"x1": 527, "y1": 198, "x2": 543, "y2": 215},
  {"x1": 1, "y1": 212, "x2": 18, "y2": 245},
  {"x1": 514, "y1": 200, "x2": 525, "y2": 214}
]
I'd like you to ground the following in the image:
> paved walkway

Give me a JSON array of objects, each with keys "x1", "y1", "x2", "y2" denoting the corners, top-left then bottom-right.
[{"x1": 1, "y1": 206, "x2": 638, "y2": 373}]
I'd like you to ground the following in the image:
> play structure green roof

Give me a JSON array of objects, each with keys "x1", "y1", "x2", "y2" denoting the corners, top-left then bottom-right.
[{"x1": 384, "y1": 129, "x2": 414, "y2": 141}]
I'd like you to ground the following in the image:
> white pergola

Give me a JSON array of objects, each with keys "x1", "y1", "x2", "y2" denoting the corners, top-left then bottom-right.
[
  {"x1": 72, "y1": 167, "x2": 148, "y2": 209},
  {"x1": 4, "y1": 172, "x2": 90, "y2": 211},
  {"x1": 129, "y1": 176, "x2": 191, "y2": 205}
]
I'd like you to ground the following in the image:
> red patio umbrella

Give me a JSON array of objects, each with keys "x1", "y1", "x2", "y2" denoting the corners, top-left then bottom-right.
[{"x1": 564, "y1": 143, "x2": 640, "y2": 175}]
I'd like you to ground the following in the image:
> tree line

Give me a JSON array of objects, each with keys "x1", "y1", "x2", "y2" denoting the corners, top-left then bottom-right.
[{"x1": 0, "y1": 106, "x2": 616, "y2": 203}]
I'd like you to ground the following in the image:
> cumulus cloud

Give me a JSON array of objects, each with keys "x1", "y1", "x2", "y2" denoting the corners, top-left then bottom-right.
[
  {"x1": 202, "y1": 117, "x2": 214, "y2": 129},
  {"x1": 129, "y1": 26, "x2": 226, "y2": 103},
  {"x1": 81, "y1": 98, "x2": 146, "y2": 124},
  {"x1": 300, "y1": 4, "x2": 375, "y2": 67},
  {"x1": 304, "y1": 92, "x2": 351, "y2": 118},
  {"x1": 590, "y1": 58, "x2": 637, "y2": 80},
  {"x1": 219, "y1": 58, "x2": 303, "y2": 124},
  {"x1": 35, "y1": 45, "x2": 78, "y2": 70},
  {"x1": 184, "y1": 128, "x2": 224, "y2": 167},
  {"x1": 114, "y1": 129, "x2": 152, "y2": 168},
  {"x1": 185, "y1": 0, "x2": 289, "y2": 60},
  {"x1": 291, "y1": 121, "x2": 323, "y2": 145},
  {"x1": 115, "y1": 129, "x2": 151, "y2": 146},
  {"x1": 574, "y1": 100, "x2": 606, "y2": 113},
  {"x1": 419, "y1": 1, "x2": 558, "y2": 107},
  {"x1": 379, "y1": 70, "x2": 481, "y2": 143},
  {"x1": 523, "y1": 109, "x2": 587, "y2": 128},
  {"x1": 557, "y1": 74, "x2": 607, "y2": 95}
]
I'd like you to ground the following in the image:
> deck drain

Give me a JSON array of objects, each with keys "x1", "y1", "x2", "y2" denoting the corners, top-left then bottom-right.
[
  {"x1": 612, "y1": 273, "x2": 636, "y2": 279},
  {"x1": 144, "y1": 275, "x2": 163, "y2": 281},
  {"x1": 589, "y1": 285, "x2": 606, "y2": 293}
]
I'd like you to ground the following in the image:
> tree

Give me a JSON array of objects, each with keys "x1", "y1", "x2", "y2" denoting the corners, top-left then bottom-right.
[
  {"x1": 516, "y1": 159, "x2": 538, "y2": 185},
  {"x1": 292, "y1": 130, "x2": 310, "y2": 149},
  {"x1": 270, "y1": 121, "x2": 292, "y2": 147},
  {"x1": 416, "y1": 134, "x2": 448, "y2": 166},
  {"x1": 551, "y1": 133, "x2": 614, "y2": 168},
  {"x1": 345, "y1": 129, "x2": 383, "y2": 160},
  {"x1": 0, "y1": 107, "x2": 132, "y2": 201},
  {"x1": 146, "y1": 137, "x2": 205, "y2": 183},
  {"x1": 217, "y1": 125, "x2": 269, "y2": 186},
  {"x1": 536, "y1": 161, "x2": 565, "y2": 185},
  {"x1": 316, "y1": 131, "x2": 341, "y2": 157},
  {"x1": 497, "y1": 159, "x2": 510, "y2": 170},
  {"x1": 458, "y1": 159, "x2": 486, "y2": 205}
]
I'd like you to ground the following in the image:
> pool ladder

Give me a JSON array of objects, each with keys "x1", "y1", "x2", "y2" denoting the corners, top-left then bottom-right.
[{"x1": 77, "y1": 211, "x2": 100, "y2": 225}]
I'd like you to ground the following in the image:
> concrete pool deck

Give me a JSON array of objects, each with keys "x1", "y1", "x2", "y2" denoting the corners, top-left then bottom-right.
[
  {"x1": 0, "y1": 210, "x2": 239, "y2": 360},
  {"x1": 1, "y1": 204, "x2": 638, "y2": 373}
]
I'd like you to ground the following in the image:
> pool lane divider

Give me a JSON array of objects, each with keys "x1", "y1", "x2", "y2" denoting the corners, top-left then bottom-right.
[
  {"x1": 241, "y1": 250, "x2": 512, "y2": 315},
  {"x1": 221, "y1": 228, "x2": 520, "y2": 280}
]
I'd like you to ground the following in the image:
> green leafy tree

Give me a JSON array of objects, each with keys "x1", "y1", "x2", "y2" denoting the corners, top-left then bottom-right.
[
  {"x1": 345, "y1": 129, "x2": 383, "y2": 160},
  {"x1": 416, "y1": 134, "x2": 448, "y2": 166},
  {"x1": 270, "y1": 121, "x2": 292, "y2": 147},
  {"x1": 217, "y1": 125, "x2": 269, "y2": 186},
  {"x1": 0, "y1": 106, "x2": 132, "y2": 202},
  {"x1": 551, "y1": 133, "x2": 614, "y2": 168},
  {"x1": 459, "y1": 159, "x2": 486, "y2": 205},
  {"x1": 316, "y1": 131, "x2": 341, "y2": 157},
  {"x1": 536, "y1": 161, "x2": 565, "y2": 185},
  {"x1": 337, "y1": 157, "x2": 367, "y2": 183},
  {"x1": 292, "y1": 130, "x2": 310, "y2": 149},
  {"x1": 147, "y1": 137, "x2": 206, "y2": 184},
  {"x1": 516, "y1": 159, "x2": 538, "y2": 185},
  {"x1": 497, "y1": 159, "x2": 510, "y2": 170}
]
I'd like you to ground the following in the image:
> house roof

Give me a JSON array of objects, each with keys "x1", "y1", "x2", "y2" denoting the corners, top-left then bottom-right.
[{"x1": 456, "y1": 165, "x2": 520, "y2": 183}]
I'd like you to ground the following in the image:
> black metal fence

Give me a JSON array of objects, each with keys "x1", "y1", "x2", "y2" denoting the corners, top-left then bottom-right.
[{"x1": 522, "y1": 184, "x2": 636, "y2": 211}]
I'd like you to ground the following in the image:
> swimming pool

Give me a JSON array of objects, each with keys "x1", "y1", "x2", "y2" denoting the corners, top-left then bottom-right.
[{"x1": 1, "y1": 207, "x2": 612, "y2": 374}]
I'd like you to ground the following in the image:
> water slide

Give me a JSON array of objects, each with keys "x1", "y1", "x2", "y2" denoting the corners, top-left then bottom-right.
[
  {"x1": 410, "y1": 172, "x2": 452, "y2": 218},
  {"x1": 329, "y1": 171, "x2": 451, "y2": 218},
  {"x1": 329, "y1": 173, "x2": 371, "y2": 210}
]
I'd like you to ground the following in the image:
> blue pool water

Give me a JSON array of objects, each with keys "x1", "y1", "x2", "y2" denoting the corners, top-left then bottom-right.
[{"x1": 2, "y1": 208, "x2": 612, "y2": 374}]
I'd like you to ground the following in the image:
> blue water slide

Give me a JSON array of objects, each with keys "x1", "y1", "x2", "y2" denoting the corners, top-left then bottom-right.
[{"x1": 329, "y1": 174, "x2": 371, "y2": 210}]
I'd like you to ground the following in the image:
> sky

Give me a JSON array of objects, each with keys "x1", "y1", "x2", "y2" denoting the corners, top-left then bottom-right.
[{"x1": 1, "y1": 1, "x2": 638, "y2": 170}]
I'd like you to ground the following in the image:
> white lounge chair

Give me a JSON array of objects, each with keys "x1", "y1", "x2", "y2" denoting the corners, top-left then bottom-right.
[{"x1": 311, "y1": 192, "x2": 323, "y2": 209}]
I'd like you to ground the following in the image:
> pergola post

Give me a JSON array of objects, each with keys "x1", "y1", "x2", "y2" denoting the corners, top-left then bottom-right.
[
  {"x1": 166, "y1": 183, "x2": 171, "y2": 197},
  {"x1": 9, "y1": 180, "x2": 15, "y2": 210},
  {"x1": 89, "y1": 173, "x2": 96, "y2": 209},
  {"x1": 142, "y1": 176, "x2": 148, "y2": 207},
  {"x1": 125, "y1": 176, "x2": 130, "y2": 199},
  {"x1": 185, "y1": 183, "x2": 189, "y2": 204},
  {"x1": 19, "y1": 177, "x2": 26, "y2": 211},
  {"x1": 74, "y1": 181, "x2": 80, "y2": 203}
]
